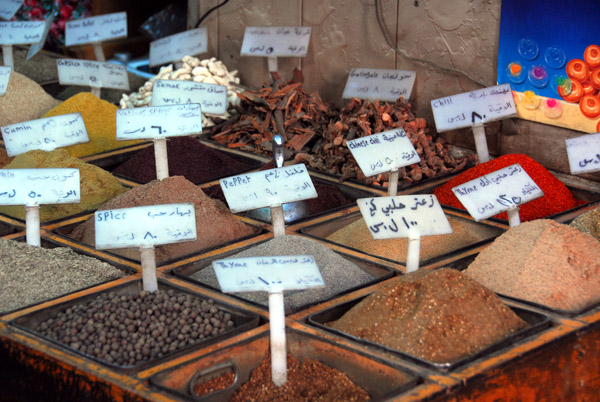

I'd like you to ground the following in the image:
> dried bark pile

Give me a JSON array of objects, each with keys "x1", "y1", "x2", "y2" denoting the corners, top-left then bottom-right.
[{"x1": 210, "y1": 70, "x2": 476, "y2": 187}]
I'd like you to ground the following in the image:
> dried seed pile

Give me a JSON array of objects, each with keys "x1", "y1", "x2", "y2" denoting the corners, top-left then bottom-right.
[
  {"x1": 35, "y1": 290, "x2": 236, "y2": 366},
  {"x1": 570, "y1": 206, "x2": 600, "y2": 240},
  {"x1": 192, "y1": 371, "x2": 236, "y2": 398},
  {"x1": 231, "y1": 353, "x2": 370, "y2": 402},
  {"x1": 0, "y1": 238, "x2": 124, "y2": 314},
  {"x1": 464, "y1": 220, "x2": 600, "y2": 312},
  {"x1": 329, "y1": 269, "x2": 527, "y2": 363},
  {"x1": 0, "y1": 72, "x2": 61, "y2": 126}
]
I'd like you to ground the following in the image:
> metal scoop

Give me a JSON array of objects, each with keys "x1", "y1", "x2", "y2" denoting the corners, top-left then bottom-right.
[{"x1": 246, "y1": 135, "x2": 309, "y2": 223}]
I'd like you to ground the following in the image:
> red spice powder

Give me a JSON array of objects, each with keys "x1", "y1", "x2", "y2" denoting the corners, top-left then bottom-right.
[{"x1": 433, "y1": 154, "x2": 577, "y2": 222}]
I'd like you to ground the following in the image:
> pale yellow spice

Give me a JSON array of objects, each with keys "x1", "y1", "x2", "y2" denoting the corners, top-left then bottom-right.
[{"x1": 43, "y1": 92, "x2": 142, "y2": 157}]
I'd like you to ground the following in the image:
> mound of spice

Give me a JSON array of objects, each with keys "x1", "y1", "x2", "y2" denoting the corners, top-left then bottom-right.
[
  {"x1": 0, "y1": 149, "x2": 126, "y2": 221},
  {"x1": 0, "y1": 148, "x2": 13, "y2": 168},
  {"x1": 570, "y1": 206, "x2": 600, "y2": 240},
  {"x1": 42, "y1": 92, "x2": 142, "y2": 158},
  {"x1": 111, "y1": 136, "x2": 258, "y2": 184},
  {"x1": 464, "y1": 220, "x2": 600, "y2": 312},
  {"x1": 191, "y1": 235, "x2": 374, "y2": 312},
  {"x1": 230, "y1": 352, "x2": 370, "y2": 402},
  {"x1": 70, "y1": 176, "x2": 256, "y2": 263},
  {"x1": 433, "y1": 154, "x2": 577, "y2": 222},
  {"x1": 34, "y1": 290, "x2": 237, "y2": 366},
  {"x1": 0, "y1": 72, "x2": 61, "y2": 126},
  {"x1": 329, "y1": 268, "x2": 527, "y2": 363},
  {"x1": 0, "y1": 238, "x2": 125, "y2": 314},
  {"x1": 325, "y1": 215, "x2": 498, "y2": 263}
]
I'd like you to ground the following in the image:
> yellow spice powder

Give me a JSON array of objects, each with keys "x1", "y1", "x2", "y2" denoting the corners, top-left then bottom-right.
[{"x1": 43, "y1": 92, "x2": 142, "y2": 158}]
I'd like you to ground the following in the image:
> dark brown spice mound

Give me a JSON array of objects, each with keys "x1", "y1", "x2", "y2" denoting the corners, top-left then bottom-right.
[
  {"x1": 329, "y1": 268, "x2": 527, "y2": 363},
  {"x1": 231, "y1": 352, "x2": 370, "y2": 402}
]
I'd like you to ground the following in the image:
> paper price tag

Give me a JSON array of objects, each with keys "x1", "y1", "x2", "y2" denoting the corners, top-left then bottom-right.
[
  {"x1": 240, "y1": 26, "x2": 311, "y2": 57},
  {"x1": 566, "y1": 133, "x2": 600, "y2": 175},
  {"x1": 213, "y1": 255, "x2": 324, "y2": 293},
  {"x1": 0, "y1": 66, "x2": 10, "y2": 96},
  {"x1": 2, "y1": 113, "x2": 88, "y2": 157},
  {"x1": 151, "y1": 80, "x2": 227, "y2": 115},
  {"x1": 343, "y1": 68, "x2": 416, "y2": 102},
  {"x1": 358, "y1": 195, "x2": 452, "y2": 240},
  {"x1": 116, "y1": 104, "x2": 202, "y2": 140},
  {"x1": 220, "y1": 164, "x2": 317, "y2": 213},
  {"x1": 346, "y1": 128, "x2": 420, "y2": 177},
  {"x1": 0, "y1": 0, "x2": 23, "y2": 21},
  {"x1": 149, "y1": 27, "x2": 207, "y2": 67},
  {"x1": 65, "y1": 12, "x2": 127, "y2": 46},
  {"x1": 95, "y1": 203, "x2": 197, "y2": 250},
  {"x1": 0, "y1": 21, "x2": 45, "y2": 45},
  {"x1": 431, "y1": 84, "x2": 517, "y2": 132},
  {"x1": 451, "y1": 163, "x2": 543, "y2": 221},
  {"x1": 0, "y1": 168, "x2": 80, "y2": 205},
  {"x1": 57, "y1": 59, "x2": 129, "y2": 90},
  {"x1": 26, "y1": 11, "x2": 54, "y2": 60}
]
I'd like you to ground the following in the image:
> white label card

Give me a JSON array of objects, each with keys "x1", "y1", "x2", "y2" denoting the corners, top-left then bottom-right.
[
  {"x1": 343, "y1": 68, "x2": 416, "y2": 101},
  {"x1": 220, "y1": 164, "x2": 317, "y2": 213},
  {"x1": 346, "y1": 128, "x2": 420, "y2": 177},
  {"x1": 57, "y1": 59, "x2": 129, "y2": 90},
  {"x1": 151, "y1": 80, "x2": 227, "y2": 115},
  {"x1": 95, "y1": 203, "x2": 197, "y2": 249},
  {"x1": 149, "y1": 27, "x2": 207, "y2": 67},
  {"x1": 1, "y1": 113, "x2": 89, "y2": 157},
  {"x1": 240, "y1": 26, "x2": 311, "y2": 57},
  {"x1": 451, "y1": 163, "x2": 544, "y2": 221},
  {"x1": 0, "y1": 168, "x2": 80, "y2": 206},
  {"x1": 358, "y1": 195, "x2": 452, "y2": 240},
  {"x1": 26, "y1": 11, "x2": 54, "y2": 60},
  {"x1": 65, "y1": 12, "x2": 127, "y2": 46},
  {"x1": 566, "y1": 133, "x2": 600, "y2": 175},
  {"x1": 0, "y1": 66, "x2": 10, "y2": 96},
  {"x1": 213, "y1": 255, "x2": 324, "y2": 293},
  {"x1": 431, "y1": 84, "x2": 517, "y2": 132},
  {"x1": 0, "y1": 21, "x2": 45, "y2": 45},
  {"x1": 116, "y1": 104, "x2": 202, "y2": 140},
  {"x1": 0, "y1": 0, "x2": 23, "y2": 21}
]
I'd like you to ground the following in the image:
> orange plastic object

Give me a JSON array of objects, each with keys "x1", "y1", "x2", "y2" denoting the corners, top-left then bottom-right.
[
  {"x1": 566, "y1": 59, "x2": 590, "y2": 82},
  {"x1": 579, "y1": 95, "x2": 600, "y2": 118},
  {"x1": 597, "y1": 119, "x2": 600, "y2": 132},
  {"x1": 581, "y1": 81, "x2": 597, "y2": 96},
  {"x1": 522, "y1": 90, "x2": 540, "y2": 110},
  {"x1": 558, "y1": 78, "x2": 584, "y2": 103},
  {"x1": 584, "y1": 45, "x2": 600, "y2": 69},
  {"x1": 509, "y1": 63, "x2": 522, "y2": 76},
  {"x1": 590, "y1": 68, "x2": 600, "y2": 90}
]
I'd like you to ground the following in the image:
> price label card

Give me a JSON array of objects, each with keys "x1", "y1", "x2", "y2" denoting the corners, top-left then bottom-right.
[
  {"x1": 57, "y1": 59, "x2": 129, "y2": 90},
  {"x1": 149, "y1": 27, "x2": 207, "y2": 67},
  {"x1": 346, "y1": 128, "x2": 420, "y2": 177},
  {"x1": 0, "y1": 168, "x2": 80, "y2": 206},
  {"x1": 151, "y1": 80, "x2": 227, "y2": 115},
  {"x1": 0, "y1": 21, "x2": 45, "y2": 45},
  {"x1": 0, "y1": 66, "x2": 10, "y2": 96},
  {"x1": 358, "y1": 195, "x2": 452, "y2": 240},
  {"x1": 95, "y1": 203, "x2": 197, "y2": 250},
  {"x1": 26, "y1": 11, "x2": 54, "y2": 60},
  {"x1": 0, "y1": 0, "x2": 23, "y2": 21},
  {"x1": 213, "y1": 255, "x2": 324, "y2": 293},
  {"x1": 342, "y1": 68, "x2": 416, "y2": 101},
  {"x1": 431, "y1": 84, "x2": 517, "y2": 132},
  {"x1": 116, "y1": 104, "x2": 202, "y2": 140},
  {"x1": 65, "y1": 12, "x2": 127, "y2": 46},
  {"x1": 240, "y1": 26, "x2": 311, "y2": 57},
  {"x1": 566, "y1": 133, "x2": 600, "y2": 175},
  {"x1": 220, "y1": 164, "x2": 317, "y2": 213},
  {"x1": 451, "y1": 163, "x2": 543, "y2": 221},
  {"x1": 2, "y1": 113, "x2": 88, "y2": 157}
]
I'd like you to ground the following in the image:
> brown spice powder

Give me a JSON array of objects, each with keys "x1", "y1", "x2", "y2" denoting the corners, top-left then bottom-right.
[
  {"x1": 329, "y1": 269, "x2": 526, "y2": 363},
  {"x1": 570, "y1": 206, "x2": 600, "y2": 240}
]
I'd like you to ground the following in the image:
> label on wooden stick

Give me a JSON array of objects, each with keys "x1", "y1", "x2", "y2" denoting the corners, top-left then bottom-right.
[
  {"x1": 566, "y1": 133, "x2": 600, "y2": 175},
  {"x1": 213, "y1": 255, "x2": 324, "y2": 293},
  {"x1": 0, "y1": 66, "x2": 10, "y2": 96},
  {"x1": 0, "y1": 0, "x2": 23, "y2": 21},
  {"x1": 343, "y1": 68, "x2": 416, "y2": 101},
  {"x1": 152, "y1": 80, "x2": 227, "y2": 115},
  {"x1": 0, "y1": 168, "x2": 80, "y2": 206},
  {"x1": 0, "y1": 21, "x2": 45, "y2": 45},
  {"x1": 116, "y1": 104, "x2": 202, "y2": 140},
  {"x1": 65, "y1": 12, "x2": 127, "y2": 46},
  {"x1": 149, "y1": 27, "x2": 207, "y2": 67},
  {"x1": 57, "y1": 59, "x2": 129, "y2": 90},
  {"x1": 240, "y1": 26, "x2": 311, "y2": 57}
]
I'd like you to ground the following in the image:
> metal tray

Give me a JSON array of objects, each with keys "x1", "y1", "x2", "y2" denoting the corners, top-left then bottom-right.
[
  {"x1": 300, "y1": 210, "x2": 505, "y2": 267},
  {"x1": 10, "y1": 279, "x2": 261, "y2": 373},
  {"x1": 306, "y1": 293, "x2": 552, "y2": 372},
  {"x1": 0, "y1": 220, "x2": 16, "y2": 237},
  {"x1": 172, "y1": 236, "x2": 395, "y2": 315},
  {"x1": 149, "y1": 327, "x2": 422, "y2": 402}
]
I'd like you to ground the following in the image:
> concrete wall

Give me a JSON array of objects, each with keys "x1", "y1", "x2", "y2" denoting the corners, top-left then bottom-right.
[{"x1": 188, "y1": 0, "x2": 599, "y2": 181}]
